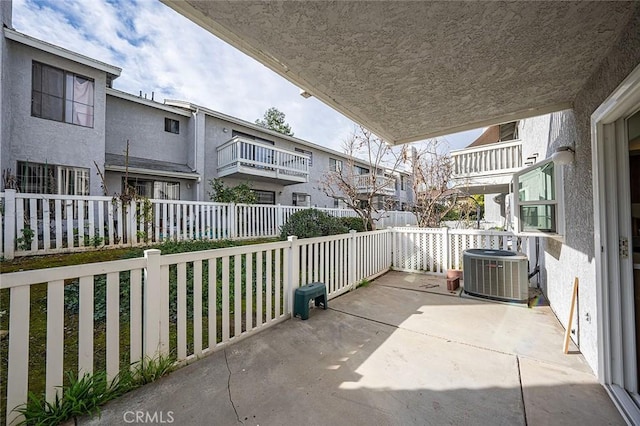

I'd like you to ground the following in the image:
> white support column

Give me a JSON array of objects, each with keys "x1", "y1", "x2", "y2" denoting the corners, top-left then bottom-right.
[
  {"x1": 389, "y1": 227, "x2": 395, "y2": 269},
  {"x1": 143, "y1": 249, "x2": 162, "y2": 359},
  {"x1": 3, "y1": 189, "x2": 16, "y2": 259}
]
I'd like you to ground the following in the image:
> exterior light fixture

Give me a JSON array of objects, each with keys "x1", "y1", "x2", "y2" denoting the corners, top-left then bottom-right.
[
  {"x1": 552, "y1": 146, "x2": 574, "y2": 165},
  {"x1": 299, "y1": 89, "x2": 312, "y2": 99}
]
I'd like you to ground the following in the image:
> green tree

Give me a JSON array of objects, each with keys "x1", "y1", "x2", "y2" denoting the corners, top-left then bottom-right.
[
  {"x1": 208, "y1": 178, "x2": 257, "y2": 204},
  {"x1": 255, "y1": 107, "x2": 294, "y2": 136}
]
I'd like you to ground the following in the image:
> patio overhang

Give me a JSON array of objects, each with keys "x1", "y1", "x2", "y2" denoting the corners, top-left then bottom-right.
[{"x1": 161, "y1": 1, "x2": 637, "y2": 144}]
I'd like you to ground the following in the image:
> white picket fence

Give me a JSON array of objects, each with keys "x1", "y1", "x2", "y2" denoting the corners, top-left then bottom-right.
[
  {"x1": 0, "y1": 226, "x2": 530, "y2": 424},
  {"x1": 392, "y1": 227, "x2": 534, "y2": 273},
  {"x1": 0, "y1": 190, "x2": 417, "y2": 259}
]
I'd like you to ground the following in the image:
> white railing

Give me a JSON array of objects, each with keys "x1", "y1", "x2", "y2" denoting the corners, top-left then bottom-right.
[
  {"x1": 391, "y1": 227, "x2": 532, "y2": 273},
  {"x1": 0, "y1": 190, "x2": 417, "y2": 259},
  {"x1": 451, "y1": 140, "x2": 523, "y2": 177},
  {"x1": 0, "y1": 229, "x2": 392, "y2": 424},
  {"x1": 354, "y1": 173, "x2": 396, "y2": 196},
  {"x1": 217, "y1": 137, "x2": 310, "y2": 181}
]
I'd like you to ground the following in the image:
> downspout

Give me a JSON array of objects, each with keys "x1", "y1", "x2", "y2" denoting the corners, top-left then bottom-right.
[{"x1": 192, "y1": 107, "x2": 200, "y2": 200}]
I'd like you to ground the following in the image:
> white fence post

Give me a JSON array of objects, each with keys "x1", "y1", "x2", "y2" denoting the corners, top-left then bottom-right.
[
  {"x1": 4, "y1": 189, "x2": 16, "y2": 259},
  {"x1": 287, "y1": 235, "x2": 299, "y2": 317},
  {"x1": 442, "y1": 227, "x2": 450, "y2": 273},
  {"x1": 349, "y1": 229, "x2": 357, "y2": 290},
  {"x1": 277, "y1": 204, "x2": 284, "y2": 232},
  {"x1": 389, "y1": 227, "x2": 395, "y2": 268},
  {"x1": 143, "y1": 249, "x2": 162, "y2": 359},
  {"x1": 228, "y1": 203, "x2": 236, "y2": 239}
]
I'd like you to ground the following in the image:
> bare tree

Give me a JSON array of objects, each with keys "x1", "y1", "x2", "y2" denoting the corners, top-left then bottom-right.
[
  {"x1": 408, "y1": 139, "x2": 459, "y2": 227},
  {"x1": 320, "y1": 126, "x2": 407, "y2": 230}
]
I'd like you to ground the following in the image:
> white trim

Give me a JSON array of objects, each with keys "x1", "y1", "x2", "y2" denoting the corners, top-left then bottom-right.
[
  {"x1": 104, "y1": 165, "x2": 200, "y2": 181},
  {"x1": 512, "y1": 157, "x2": 565, "y2": 237},
  {"x1": 592, "y1": 63, "x2": 640, "y2": 422},
  {"x1": 4, "y1": 28, "x2": 121, "y2": 77},
  {"x1": 107, "y1": 89, "x2": 192, "y2": 117}
]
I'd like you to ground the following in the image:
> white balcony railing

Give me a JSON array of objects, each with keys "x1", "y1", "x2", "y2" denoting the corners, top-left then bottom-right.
[
  {"x1": 217, "y1": 137, "x2": 310, "y2": 183},
  {"x1": 355, "y1": 173, "x2": 397, "y2": 196},
  {"x1": 451, "y1": 140, "x2": 523, "y2": 178}
]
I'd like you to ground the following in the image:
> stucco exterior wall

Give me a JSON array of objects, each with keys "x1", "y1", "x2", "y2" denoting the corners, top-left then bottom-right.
[
  {"x1": 5, "y1": 41, "x2": 108, "y2": 195},
  {"x1": 516, "y1": 5, "x2": 640, "y2": 375},
  {"x1": 105, "y1": 95, "x2": 192, "y2": 166}
]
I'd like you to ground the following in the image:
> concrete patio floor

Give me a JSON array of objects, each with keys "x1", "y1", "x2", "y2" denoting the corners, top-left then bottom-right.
[{"x1": 83, "y1": 272, "x2": 623, "y2": 425}]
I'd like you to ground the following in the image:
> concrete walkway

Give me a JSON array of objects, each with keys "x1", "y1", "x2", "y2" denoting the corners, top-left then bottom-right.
[{"x1": 83, "y1": 272, "x2": 623, "y2": 426}]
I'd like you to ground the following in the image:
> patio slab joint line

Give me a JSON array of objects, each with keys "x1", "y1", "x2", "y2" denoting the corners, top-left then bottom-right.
[
  {"x1": 516, "y1": 355, "x2": 528, "y2": 426},
  {"x1": 224, "y1": 348, "x2": 244, "y2": 425},
  {"x1": 328, "y1": 305, "x2": 516, "y2": 358}
]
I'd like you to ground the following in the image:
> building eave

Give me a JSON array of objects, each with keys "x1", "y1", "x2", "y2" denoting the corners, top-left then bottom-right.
[{"x1": 4, "y1": 27, "x2": 122, "y2": 78}]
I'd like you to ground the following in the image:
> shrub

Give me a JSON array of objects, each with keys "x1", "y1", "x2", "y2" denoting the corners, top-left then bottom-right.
[
  {"x1": 280, "y1": 209, "x2": 348, "y2": 240},
  {"x1": 339, "y1": 216, "x2": 370, "y2": 232}
]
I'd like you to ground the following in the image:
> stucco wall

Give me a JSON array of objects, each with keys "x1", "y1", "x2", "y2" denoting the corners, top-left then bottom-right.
[
  {"x1": 5, "y1": 41, "x2": 108, "y2": 195},
  {"x1": 105, "y1": 95, "x2": 192, "y2": 166},
  {"x1": 520, "y1": 5, "x2": 640, "y2": 375}
]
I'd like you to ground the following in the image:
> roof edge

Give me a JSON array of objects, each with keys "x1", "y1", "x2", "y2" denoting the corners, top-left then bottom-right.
[{"x1": 4, "y1": 27, "x2": 122, "y2": 77}]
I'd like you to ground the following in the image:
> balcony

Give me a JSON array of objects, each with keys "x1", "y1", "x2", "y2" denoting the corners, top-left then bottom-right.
[
  {"x1": 450, "y1": 140, "x2": 523, "y2": 194},
  {"x1": 217, "y1": 137, "x2": 310, "y2": 185},
  {"x1": 355, "y1": 173, "x2": 397, "y2": 196}
]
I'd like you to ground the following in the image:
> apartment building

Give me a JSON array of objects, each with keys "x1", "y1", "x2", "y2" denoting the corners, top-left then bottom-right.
[{"x1": 0, "y1": 22, "x2": 413, "y2": 210}]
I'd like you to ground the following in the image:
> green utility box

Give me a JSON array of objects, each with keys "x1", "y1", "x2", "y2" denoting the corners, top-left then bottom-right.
[{"x1": 293, "y1": 282, "x2": 327, "y2": 320}]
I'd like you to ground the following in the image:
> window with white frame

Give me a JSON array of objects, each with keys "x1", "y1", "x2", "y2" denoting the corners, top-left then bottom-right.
[
  {"x1": 513, "y1": 158, "x2": 563, "y2": 235},
  {"x1": 32, "y1": 62, "x2": 95, "y2": 127},
  {"x1": 292, "y1": 193, "x2": 311, "y2": 207},
  {"x1": 254, "y1": 190, "x2": 276, "y2": 205},
  {"x1": 126, "y1": 178, "x2": 180, "y2": 200},
  {"x1": 333, "y1": 198, "x2": 347, "y2": 209},
  {"x1": 295, "y1": 147, "x2": 313, "y2": 166},
  {"x1": 164, "y1": 118, "x2": 180, "y2": 134},
  {"x1": 329, "y1": 158, "x2": 343, "y2": 172},
  {"x1": 17, "y1": 161, "x2": 89, "y2": 195}
]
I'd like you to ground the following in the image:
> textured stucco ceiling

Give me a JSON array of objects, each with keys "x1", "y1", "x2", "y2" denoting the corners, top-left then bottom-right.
[{"x1": 162, "y1": 1, "x2": 637, "y2": 144}]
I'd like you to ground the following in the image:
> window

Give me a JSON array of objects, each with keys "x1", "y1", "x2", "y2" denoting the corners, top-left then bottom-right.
[
  {"x1": 333, "y1": 198, "x2": 347, "y2": 209},
  {"x1": 354, "y1": 165, "x2": 370, "y2": 175},
  {"x1": 164, "y1": 118, "x2": 180, "y2": 134},
  {"x1": 292, "y1": 193, "x2": 311, "y2": 207},
  {"x1": 125, "y1": 178, "x2": 180, "y2": 200},
  {"x1": 329, "y1": 158, "x2": 343, "y2": 172},
  {"x1": 17, "y1": 161, "x2": 89, "y2": 195},
  {"x1": 499, "y1": 121, "x2": 519, "y2": 141},
  {"x1": 254, "y1": 190, "x2": 276, "y2": 205},
  {"x1": 295, "y1": 148, "x2": 313, "y2": 166},
  {"x1": 32, "y1": 62, "x2": 95, "y2": 127},
  {"x1": 400, "y1": 175, "x2": 406, "y2": 191},
  {"x1": 513, "y1": 158, "x2": 563, "y2": 235}
]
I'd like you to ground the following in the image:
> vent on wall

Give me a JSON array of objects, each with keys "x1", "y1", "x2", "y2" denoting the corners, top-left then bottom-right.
[{"x1": 463, "y1": 249, "x2": 529, "y2": 303}]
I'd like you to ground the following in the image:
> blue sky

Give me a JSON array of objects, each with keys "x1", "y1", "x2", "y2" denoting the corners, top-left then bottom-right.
[{"x1": 12, "y1": 0, "x2": 482, "y2": 152}]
